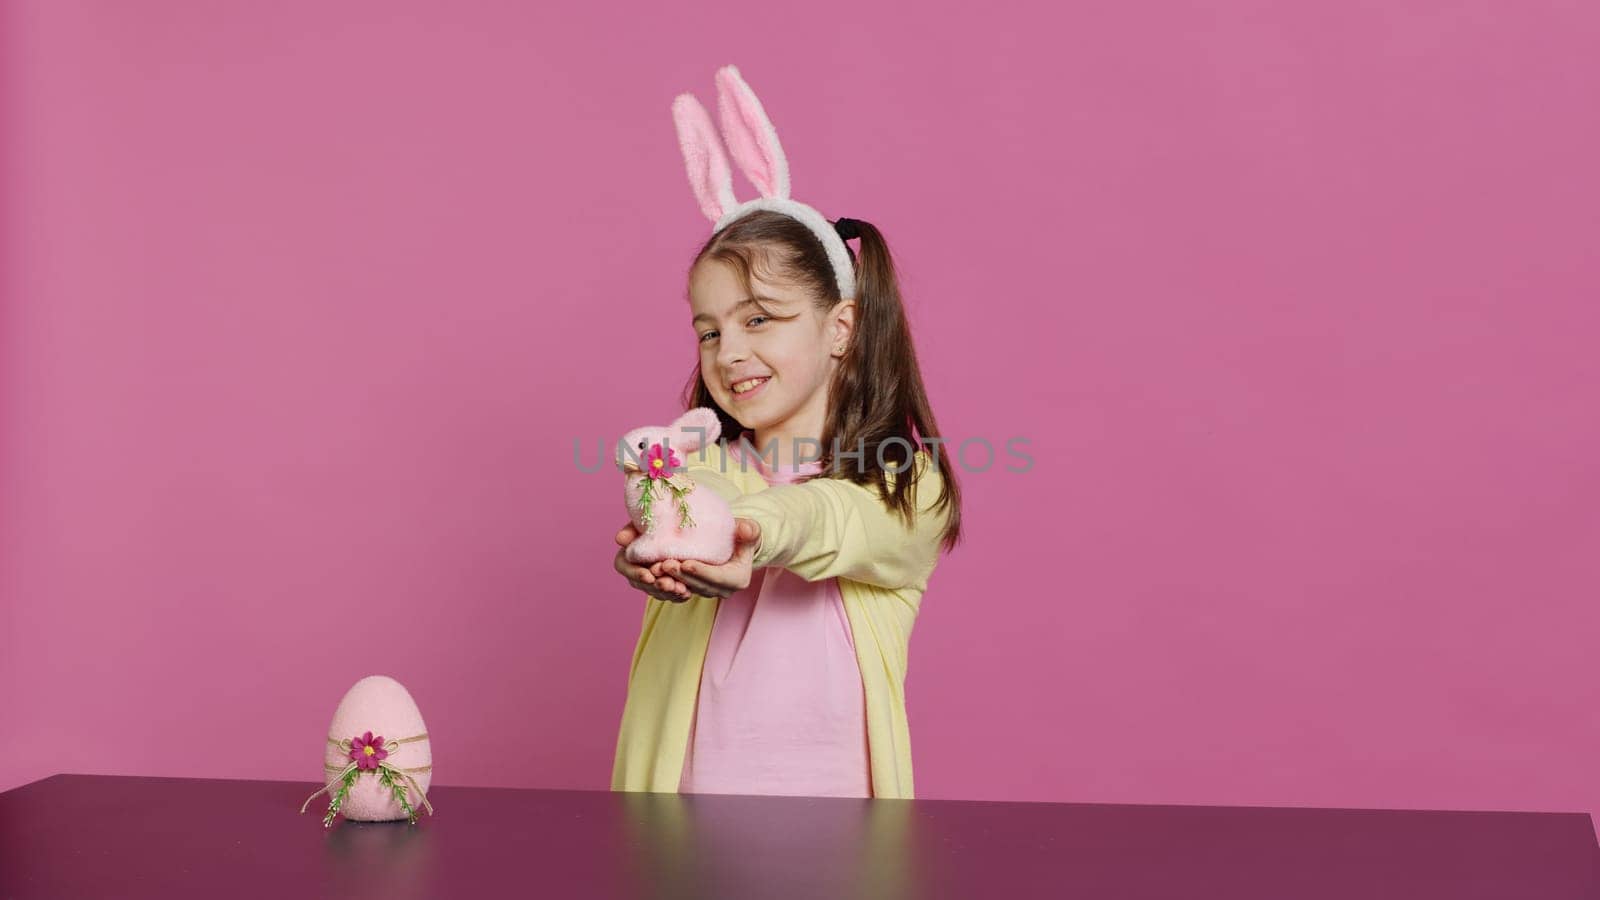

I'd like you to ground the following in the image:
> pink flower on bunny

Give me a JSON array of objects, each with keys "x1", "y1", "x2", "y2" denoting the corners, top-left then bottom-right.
[{"x1": 616, "y1": 408, "x2": 735, "y2": 566}]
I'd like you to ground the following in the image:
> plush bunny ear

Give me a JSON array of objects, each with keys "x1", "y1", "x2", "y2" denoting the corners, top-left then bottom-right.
[
  {"x1": 672, "y1": 93, "x2": 738, "y2": 224},
  {"x1": 715, "y1": 65, "x2": 790, "y2": 200},
  {"x1": 670, "y1": 407, "x2": 722, "y2": 452}
]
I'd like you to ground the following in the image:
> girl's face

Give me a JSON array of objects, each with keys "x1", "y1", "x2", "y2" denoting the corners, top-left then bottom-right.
[{"x1": 689, "y1": 259, "x2": 853, "y2": 445}]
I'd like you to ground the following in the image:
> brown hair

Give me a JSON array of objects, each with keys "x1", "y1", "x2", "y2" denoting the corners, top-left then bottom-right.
[{"x1": 681, "y1": 209, "x2": 962, "y2": 552}]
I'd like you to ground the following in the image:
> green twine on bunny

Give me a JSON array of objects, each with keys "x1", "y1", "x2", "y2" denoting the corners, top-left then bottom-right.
[
  {"x1": 299, "y1": 731, "x2": 435, "y2": 827},
  {"x1": 623, "y1": 452, "x2": 697, "y2": 533}
]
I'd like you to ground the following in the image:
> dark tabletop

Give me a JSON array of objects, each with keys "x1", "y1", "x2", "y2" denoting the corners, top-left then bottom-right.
[{"x1": 1, "y1": 774, "x2": 1595, "y2": 899}]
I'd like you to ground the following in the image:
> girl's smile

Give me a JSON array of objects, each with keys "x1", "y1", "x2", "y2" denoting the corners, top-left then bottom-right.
[{"x1": 729, "y1": 376, "x2": 771, "y2": 402}]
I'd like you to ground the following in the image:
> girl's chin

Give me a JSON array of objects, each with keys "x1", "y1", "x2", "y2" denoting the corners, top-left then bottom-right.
[{"x1": 725, "y1": 414, "x2": 768, "y2": 436}]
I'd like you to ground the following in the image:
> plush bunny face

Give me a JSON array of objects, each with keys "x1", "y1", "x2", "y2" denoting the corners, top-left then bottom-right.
[{"x1": 614, "y1": 408, "x2": 723, "y2": 472}]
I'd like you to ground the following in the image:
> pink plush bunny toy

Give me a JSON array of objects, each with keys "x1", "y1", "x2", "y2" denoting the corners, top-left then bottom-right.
[{"x1": 616, "y1": 407, "x2": 735, "y2": 566}]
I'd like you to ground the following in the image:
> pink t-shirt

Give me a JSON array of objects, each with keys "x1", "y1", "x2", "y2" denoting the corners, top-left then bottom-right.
[{"x1": 677, "y1": 446, "x2": 871, "y2": 798}]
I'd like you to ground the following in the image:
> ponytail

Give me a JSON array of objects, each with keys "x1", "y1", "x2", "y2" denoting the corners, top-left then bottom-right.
[{"x1": 825, "y1": 219, "x2": 962, "y2": 552}]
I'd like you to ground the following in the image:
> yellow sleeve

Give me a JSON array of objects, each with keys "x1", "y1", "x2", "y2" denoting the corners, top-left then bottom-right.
[
  {"x1": 728, "y1": 450, "x2": 949, "y2": 591},
  {"x1": 680, "y1": 439, "x2": 747, "y2": 505}
]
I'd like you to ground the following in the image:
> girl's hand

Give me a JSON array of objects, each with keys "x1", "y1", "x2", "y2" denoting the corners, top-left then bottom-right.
[
  {"x1": 648, "y1": 518, "x2": 761, "y2": 600},
  {"x1": 614, "y1": 524, "x2": 693, "y2": 603}
]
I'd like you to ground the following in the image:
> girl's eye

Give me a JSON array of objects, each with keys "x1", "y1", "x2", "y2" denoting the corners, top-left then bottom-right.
[{"x1": 698, "y1": 316, "x2": 766, "y2": 344}]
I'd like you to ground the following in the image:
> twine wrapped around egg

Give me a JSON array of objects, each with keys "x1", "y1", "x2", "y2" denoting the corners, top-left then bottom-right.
[
  {"x1": 300, "y1": 675, "x2": 436, "y2": 827},
  {"x1": 300, "y1": 732, "x2": 435, "y2": 826}
]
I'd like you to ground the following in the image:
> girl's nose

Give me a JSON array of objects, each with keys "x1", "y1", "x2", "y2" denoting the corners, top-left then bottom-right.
[{"x1": 716, "y1": 336, "x2": 749, "y2": 369}]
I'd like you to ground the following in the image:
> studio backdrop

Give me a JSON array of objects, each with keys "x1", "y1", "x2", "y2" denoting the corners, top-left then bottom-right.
[{"x1": 2, "y1": 0, "x2": 1595, "y2": 833}]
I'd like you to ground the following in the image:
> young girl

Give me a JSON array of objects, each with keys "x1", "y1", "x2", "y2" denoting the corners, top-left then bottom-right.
[{"x1": 610, "y1": 66, "x2": 962, "y2": 800}]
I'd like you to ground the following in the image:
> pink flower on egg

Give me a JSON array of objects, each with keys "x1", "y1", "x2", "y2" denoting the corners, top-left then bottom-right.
[
  {"x1": 349, "y1": 731, "x2": 388, "y2": 770},
  {"x1": 645, "y1": 442, "x2": 681, "y2": 480}
]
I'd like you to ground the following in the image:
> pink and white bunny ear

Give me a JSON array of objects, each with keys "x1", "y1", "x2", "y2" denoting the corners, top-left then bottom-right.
[
  {"x1": 670, "y1": 407, "x2": 722, "y2": 453},
  {"x1": 671, "y1": 65, "x2": 857, "y2": 300},
  {"x1": 671, "y1": 93, "x2": 737, "y2": 224},
  {"x1": 715, "y1": 65, "x2": 790, "y2": 200}
]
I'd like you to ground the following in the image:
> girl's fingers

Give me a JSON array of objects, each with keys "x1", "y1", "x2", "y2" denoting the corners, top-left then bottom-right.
[
  {"x1": 647, "y1": 560, "x2": 696, "y2": 598},
  {"x1": 674, "y1": 570, "x2": 725, "y2": 598},
  {"x1": 616, "y1": 548, "x2": 686, "y2": 601},
  {"x1": 616, "y1": 548, "x2": 691, "y2": 600},
  {"x1": 633, "y1": 579, "x2": 682, "y2": 603},
  {"x1": 678, "y1": 562, "x2": 720, "y2": 588},
  {"x1": 614, "y1": 550, "x2": 646, "y2": 581},
  {"x1": 658, "y1": 576, "x2": 692, "y2": 599},
  {"x1": 682, "y1": 580, "x2": 721, "y2": 598}
]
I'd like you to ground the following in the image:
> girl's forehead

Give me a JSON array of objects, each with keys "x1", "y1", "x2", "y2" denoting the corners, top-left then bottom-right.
[
  {"x1": 687, "y1": 259, "x2": 747, "y2": 300},
  {"x1": 689, "y1": 263, "x2": 806, "y2": 317}
]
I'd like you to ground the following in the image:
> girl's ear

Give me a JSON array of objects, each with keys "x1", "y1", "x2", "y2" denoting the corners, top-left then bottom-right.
[
  {"x1": 714, "y1": 65, "x2": 790, "y2": 201},
  {"x1": 670, "y1": 407, "x2": 723, "y2": 453},
  {"x1": 830, "y1": 300, "x2": 857, "y2": 358},
  {"x1": 672, "y1": 92, "x2": 738, "y2": 224}
]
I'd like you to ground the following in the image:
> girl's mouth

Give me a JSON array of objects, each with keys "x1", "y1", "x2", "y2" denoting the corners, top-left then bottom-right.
[{"x1": 730, "y1": 376, "x2": 770, "y2": 402}]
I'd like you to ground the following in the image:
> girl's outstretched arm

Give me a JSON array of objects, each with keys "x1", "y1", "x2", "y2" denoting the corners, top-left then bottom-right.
[{"x1": 728, "y1": 450, "x2": 950, "y2": 590}]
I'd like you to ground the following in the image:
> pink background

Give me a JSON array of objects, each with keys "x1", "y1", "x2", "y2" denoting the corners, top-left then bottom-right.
[{"x1": 4, "y1": 0, "x2": 1597, "y2": 831}]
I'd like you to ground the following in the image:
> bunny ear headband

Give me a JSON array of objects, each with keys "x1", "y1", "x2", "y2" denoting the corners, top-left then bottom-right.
[{"x1": 671, "y1": 64, "x2": 858, "y2": 302}]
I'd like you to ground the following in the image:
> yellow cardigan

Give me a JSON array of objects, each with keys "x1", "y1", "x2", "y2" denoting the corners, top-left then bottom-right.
[{"x1": 611, "y1": 441, "x2": 949, "y2": 799}]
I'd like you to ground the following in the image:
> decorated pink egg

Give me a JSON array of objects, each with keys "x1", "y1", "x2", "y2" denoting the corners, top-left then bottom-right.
[{"x1": 317, "y1": 674, "x2": 433, "y2": 824}]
